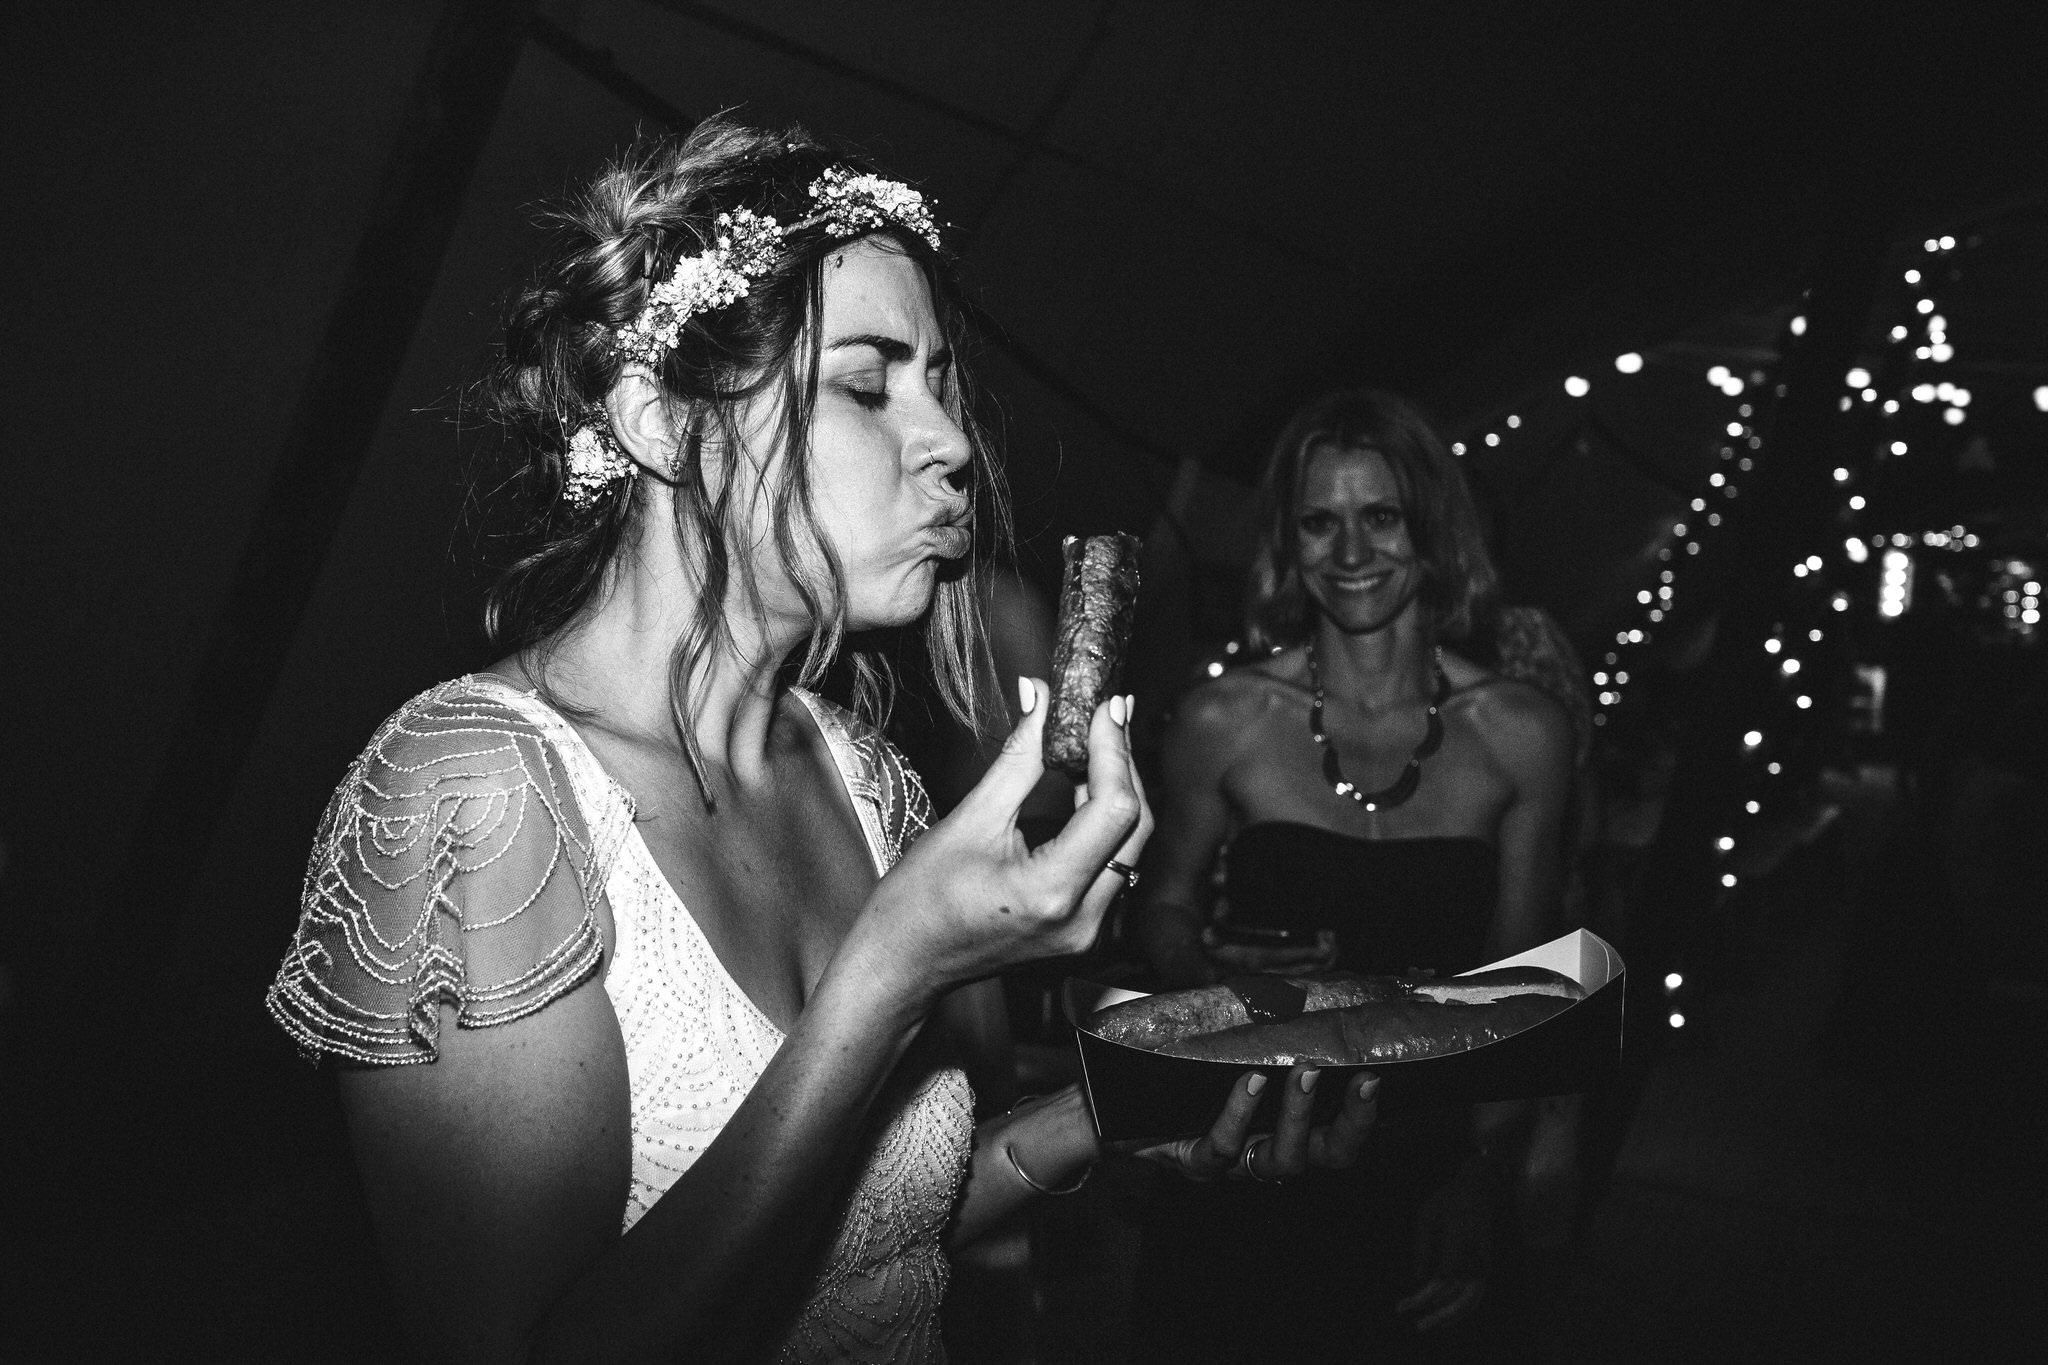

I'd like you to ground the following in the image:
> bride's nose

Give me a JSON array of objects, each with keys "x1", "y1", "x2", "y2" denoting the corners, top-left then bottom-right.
[{"x1": 911, "y1": 413, "x2": 972, "y2": 485}]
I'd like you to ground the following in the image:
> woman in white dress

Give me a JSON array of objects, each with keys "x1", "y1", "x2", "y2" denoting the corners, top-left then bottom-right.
[{"x1": 268, "y1": 118, "x2": 1377, "y2": 1363}]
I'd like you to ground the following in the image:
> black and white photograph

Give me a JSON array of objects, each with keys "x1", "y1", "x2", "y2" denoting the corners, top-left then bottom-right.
[{"x1": 3, "y1": 3, "x2": 2043, "y2": 1361}]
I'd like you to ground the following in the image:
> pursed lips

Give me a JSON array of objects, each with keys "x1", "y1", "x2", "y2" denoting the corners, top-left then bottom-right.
[{"x1": 925, "y1": 520, "x2": 972, "y2": 559}]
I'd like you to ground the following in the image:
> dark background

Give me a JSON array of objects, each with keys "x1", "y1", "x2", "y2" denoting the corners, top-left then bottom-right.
[{"x1": 2, "y1": 2, "x2": 2043, "y2": 1360}]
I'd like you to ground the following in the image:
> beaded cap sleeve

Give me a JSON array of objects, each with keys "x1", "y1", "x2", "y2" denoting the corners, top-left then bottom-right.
[{"x1": 266, "y1": 677, "x2": 630, "y2": 1065}]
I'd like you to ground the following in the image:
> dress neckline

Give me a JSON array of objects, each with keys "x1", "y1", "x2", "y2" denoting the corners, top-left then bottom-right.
[{"x1": 461, "y1": 675, "x2": 890, "y2": 1042}]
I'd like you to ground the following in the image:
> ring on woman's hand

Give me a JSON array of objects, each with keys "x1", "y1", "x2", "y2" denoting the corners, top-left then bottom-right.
[
  {"x1": 1104, "y1": 858, "x2": 1141, "y2": 892},
  {"x1": 1238, "y1": 1136, "x2": 1285, "y2": 1184}
]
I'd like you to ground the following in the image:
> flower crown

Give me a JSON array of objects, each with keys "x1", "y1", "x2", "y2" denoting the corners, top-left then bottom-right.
[
  {"x1": 610, "y1": 169, "x2": 941, "y2": 370},
  {"x1": 609, "y1": 206, "x2": 785, "y2": 370},
  {"x1": 565, "y1": 168, "x2": 941, "y2": 509}
]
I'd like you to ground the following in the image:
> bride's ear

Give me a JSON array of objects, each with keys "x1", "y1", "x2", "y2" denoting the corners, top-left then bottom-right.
[
  {"x1": 605, "y1": 366, "x2": 677, "y2": 468},
  {"x1": 607, "y1": 369, "x2": 730, "y2": 494}
]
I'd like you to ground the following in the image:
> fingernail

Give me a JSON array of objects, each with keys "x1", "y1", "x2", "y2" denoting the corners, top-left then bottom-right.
[
  {"x1": 1109, "y1": 693, "x2": 1127, "y2": 727},
  {"x1": 1018, "y1": 676, "x2": 1035, "y2": 715},
  {"x1": 1299, "y1": 1067, "x2": 1321, "y2": 1093},
  {"x1": 1357, "y1": 1075, "x2": 1379, "y2": 1100},
  {"x1": 1245, "y1": 1073, "x2": 1267, "y2": 1096},
  {"x1": 1123, "y1": 694, "x2": 1136, "y2": 727}
]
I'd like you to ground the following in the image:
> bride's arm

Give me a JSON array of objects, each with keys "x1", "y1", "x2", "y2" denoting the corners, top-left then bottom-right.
[
  {"x1": 945, "y1": 1086, "x2": 1100, "y2": 1250},
  {"x1": 340, "y1": 925, "x2": 936, "y2": 1362},
  {"x1": 341, "y1": 686, "x2": 1148, "y2": 1364}
]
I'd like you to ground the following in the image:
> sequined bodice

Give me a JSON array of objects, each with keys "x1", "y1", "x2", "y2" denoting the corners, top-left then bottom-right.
[{"x1": 268, "y1": 676, "x2": 974, "y2": 1364}]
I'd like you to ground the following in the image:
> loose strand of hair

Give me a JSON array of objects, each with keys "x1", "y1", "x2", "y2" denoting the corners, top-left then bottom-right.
[
  {"x1": 925, "y1": 278, "x2": 1014, "y2": 740},
  {"x1": 670, "y1": 412, "x2": 734, "y2": 809}
]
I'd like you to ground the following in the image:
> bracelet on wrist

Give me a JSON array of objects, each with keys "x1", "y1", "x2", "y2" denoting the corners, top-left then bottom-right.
[{"x1": 1004, "y1": 1141, "x2": 1090, "y2": 1196}]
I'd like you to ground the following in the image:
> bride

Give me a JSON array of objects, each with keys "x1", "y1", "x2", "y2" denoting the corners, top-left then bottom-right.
[{"x1": 266, "y1": 119, "x2": 1376, "y2": 1363}]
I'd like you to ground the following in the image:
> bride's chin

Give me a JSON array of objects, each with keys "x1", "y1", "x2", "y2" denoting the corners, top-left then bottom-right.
[
  {"x1": 846, "y1": 584, "x2": 939, "y2": 634},
  {"x1": 847, "y1": 552, "x2": 972, "y2": 627}
]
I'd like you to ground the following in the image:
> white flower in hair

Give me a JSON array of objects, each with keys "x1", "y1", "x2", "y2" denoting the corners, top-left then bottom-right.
[
  {"x1": 806, "y1": 167, "x2": 940, "y2": 250},
  {"x1": 611, "y1": 208, "x2": 786, "y2": 368},
  {"x1": 563, "y1": 424, "x2": 634, "y2": 508}
]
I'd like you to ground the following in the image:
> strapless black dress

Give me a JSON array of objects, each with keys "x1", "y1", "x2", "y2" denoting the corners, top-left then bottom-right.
[
  {"x1": 1129, "y1": 824, "x2": 1514, "y2": 1364},
  {"x1": 1222, "y1": 822, "x2": 1499, "y2": 976}
]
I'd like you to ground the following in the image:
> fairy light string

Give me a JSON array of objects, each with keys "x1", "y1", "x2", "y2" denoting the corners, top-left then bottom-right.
[{"x1": 1196, "y1": 223, "x2": 2027, "y2": 1034}]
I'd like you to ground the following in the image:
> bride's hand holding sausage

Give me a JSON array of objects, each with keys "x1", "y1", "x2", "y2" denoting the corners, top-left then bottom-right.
[{"x1": 848, "y1": 679, "x2": 1150, "y2": 1008}]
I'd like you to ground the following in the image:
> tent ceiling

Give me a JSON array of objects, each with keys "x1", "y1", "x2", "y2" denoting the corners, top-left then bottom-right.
[{"x1": 547, "y1": 1, "x2": 2041, "y2": 495}]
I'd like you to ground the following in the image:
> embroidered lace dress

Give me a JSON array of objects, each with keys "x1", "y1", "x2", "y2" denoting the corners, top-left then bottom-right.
[{"x1": 268, "y1": 675, "x2": 974, "y2": 1363}]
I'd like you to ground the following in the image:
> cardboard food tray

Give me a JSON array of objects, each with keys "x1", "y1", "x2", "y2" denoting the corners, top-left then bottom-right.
[{"x1": 1066, "y1": 928, "x2": 1624, "y2": 1142}]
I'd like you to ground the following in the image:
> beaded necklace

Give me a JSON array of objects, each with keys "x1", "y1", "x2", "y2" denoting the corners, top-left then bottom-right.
[{"x1": 1305, "y1": 637, "x2": 1450, "y2": 812}]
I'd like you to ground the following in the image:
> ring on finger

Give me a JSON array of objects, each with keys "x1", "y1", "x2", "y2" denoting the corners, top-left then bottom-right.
[
  {"x1": 1103, "y1": 858, "x2": 1141, "y2": 892},
  {"x1": 1238, "y1": 1136, "x2": 1286, "y2": 1184}
]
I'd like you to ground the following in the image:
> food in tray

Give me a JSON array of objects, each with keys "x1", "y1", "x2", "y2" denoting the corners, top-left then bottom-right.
[
  {"x1": 1085, "y1": 966, "x2": 1586, "y2": 1066},
  {"x1": 1042, "y1": 533, "x2": 1142, "y2": 780},
  {"x1": 1156, "y1": 993, "x2": 1575, "y2": 1065},
  {"x1": 1085, "y1": 973, "x2": 1410, "y2": 1050}
]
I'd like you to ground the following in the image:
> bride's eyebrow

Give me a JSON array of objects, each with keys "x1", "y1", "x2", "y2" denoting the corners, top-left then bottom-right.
[
  {"x1": 827, "y1": 333, "x2": 914, "y2": 362},
  {"x1": 826, "y1": 333, "x2": 953, "y2": 369}
]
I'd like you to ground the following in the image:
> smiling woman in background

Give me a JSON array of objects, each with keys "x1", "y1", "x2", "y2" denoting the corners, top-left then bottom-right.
[{"x1": 1126, "y1": 387, "x2": 1575, "y2": 1361}]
